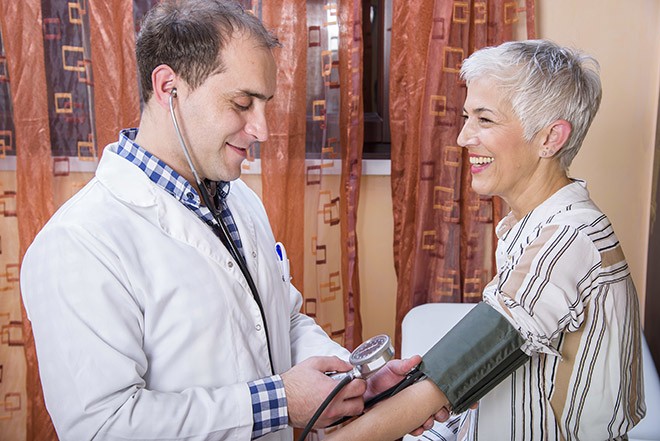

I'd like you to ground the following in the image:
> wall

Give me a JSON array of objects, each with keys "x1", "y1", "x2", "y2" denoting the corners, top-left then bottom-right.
[{"x1": 537, "y1": 0, "x2": 660, "y2": 318}]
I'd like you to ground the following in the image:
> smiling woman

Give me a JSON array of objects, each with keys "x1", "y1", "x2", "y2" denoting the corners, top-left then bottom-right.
[
  {"x1": 458, "y1": 75, "x2": 572, "y2": 219},
  {"x1": 323, "y1": 39, "x2": 645, "y2": 441}
]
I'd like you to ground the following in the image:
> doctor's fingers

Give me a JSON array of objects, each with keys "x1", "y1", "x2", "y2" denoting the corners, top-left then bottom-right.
[
  {"x1": 338, "y1": 376, "x2": 367, "y2": 399},
  {"x1": 302, "y1": 355, "x2": 354, "y2": 374},
  {"x1": 407, "y1": 407, "x2": 449, "y2": 437},
  {"x1": 315, "y1": 386, "x2": 366, "y2": 427}
]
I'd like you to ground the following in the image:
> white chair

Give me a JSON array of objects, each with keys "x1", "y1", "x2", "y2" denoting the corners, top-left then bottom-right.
[
  {"x1": 401, "y1": 303, "x2": 476, "y2": 441},
  {"x1": 630, "y1": 335, "x2": 660, "y2": 440},
  {"x1": 400, "y1": 303, "x2": 660, "y2": 440}
]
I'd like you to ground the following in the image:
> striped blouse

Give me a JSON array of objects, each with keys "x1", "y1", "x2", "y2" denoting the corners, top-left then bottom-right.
[{"x1": 431, "y1": 180, "x2": 646, "y2": 441}]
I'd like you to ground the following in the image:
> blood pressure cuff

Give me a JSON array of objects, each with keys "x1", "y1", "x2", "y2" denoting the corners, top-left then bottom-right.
[{"x1": 419, "y1": 302, "x2": 530, "y2": 414}]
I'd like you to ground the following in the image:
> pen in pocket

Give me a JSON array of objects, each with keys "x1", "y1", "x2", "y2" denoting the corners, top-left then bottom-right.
[{"x1": 275, "y1": 242, "x2": 290, "y2": 282}]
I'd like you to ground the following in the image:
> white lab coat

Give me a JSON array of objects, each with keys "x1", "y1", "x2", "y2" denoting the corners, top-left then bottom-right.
[{"x1": 21, "y1": 144, "x2": 349, "y2": 441}]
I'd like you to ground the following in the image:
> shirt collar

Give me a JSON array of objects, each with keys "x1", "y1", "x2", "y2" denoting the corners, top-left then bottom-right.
[
  {"x1": 496, "y1": 179, "x2": 590, "y2": 240},
  {"x1": 116, "y1": 129, "x2": 231, "y2": 212}
]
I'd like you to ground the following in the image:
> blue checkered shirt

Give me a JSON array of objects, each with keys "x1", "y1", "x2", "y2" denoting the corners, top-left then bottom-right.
[{"x1": 116, "y1": 129, "x2": 289, "y2": 439}]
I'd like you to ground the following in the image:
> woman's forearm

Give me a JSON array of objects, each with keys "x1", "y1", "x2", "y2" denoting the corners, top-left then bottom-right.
[{"x1": 324, "y1": 379, "x2": 448, "y2": 441}]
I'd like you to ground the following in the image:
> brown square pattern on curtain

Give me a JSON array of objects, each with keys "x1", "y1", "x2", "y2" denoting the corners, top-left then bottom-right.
[
  {"x1": 263, "y1": 0, "x2": 364, "y2": 357},
  {"x1": 0, "y1": 0, "x2": 141, "y2": 438}
]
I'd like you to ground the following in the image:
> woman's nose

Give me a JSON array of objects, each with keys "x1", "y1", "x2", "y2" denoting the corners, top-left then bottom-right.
[{"x1": 457, "y1": 120, "x2": 474, "y2": 148}]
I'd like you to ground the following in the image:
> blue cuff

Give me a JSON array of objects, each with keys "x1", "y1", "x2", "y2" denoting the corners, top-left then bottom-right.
[{"x1": 249, "y1": 375, "x2": 288, "y2": 439}]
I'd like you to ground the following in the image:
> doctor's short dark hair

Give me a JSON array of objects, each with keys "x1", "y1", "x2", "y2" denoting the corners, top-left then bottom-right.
[{"x1": 136, "y1": 0, "x2": 280, "y2": 103}]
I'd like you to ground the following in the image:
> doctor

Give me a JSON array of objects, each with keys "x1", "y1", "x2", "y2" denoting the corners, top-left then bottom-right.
[{"x1": 20, "y1": 1, "x2": 424, "y2": 440}]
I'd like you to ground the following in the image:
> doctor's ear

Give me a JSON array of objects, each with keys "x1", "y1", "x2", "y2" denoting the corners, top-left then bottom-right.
[
  {"x1": 539, "y1": 120, "x2": 571, "y2": 158},
  {"x1": 151, "y1": 64, "x2": 178, "y2": 109}
]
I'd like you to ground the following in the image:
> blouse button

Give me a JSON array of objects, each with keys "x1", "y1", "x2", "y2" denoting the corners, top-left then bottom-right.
[
  {"x1": 255, "y1": 324, "x2": 262, "y2": 331},
  {"x1": 228, "y1": 261, "x2": 234, "y2": 268},
  {"x1": 252, "y1": 251, "x2": 257, "y2": 258}
]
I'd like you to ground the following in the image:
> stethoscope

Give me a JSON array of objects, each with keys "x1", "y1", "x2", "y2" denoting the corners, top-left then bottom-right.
[
  {"x1": 168, "y1": 88, "x2": 275, "y2": 374},
  {"x1": 169, "y1": 88, "x2": 421, "y2": 435}
]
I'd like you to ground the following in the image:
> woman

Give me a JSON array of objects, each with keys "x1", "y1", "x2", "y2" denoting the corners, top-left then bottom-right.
[{"x1": 326, "y1": 39, "x2": 645, "y2": 441}]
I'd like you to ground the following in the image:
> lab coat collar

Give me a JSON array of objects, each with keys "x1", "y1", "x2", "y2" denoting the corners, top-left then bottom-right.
[{"x1": 96, "y1": 144, "x2": 230, "y2": 265}]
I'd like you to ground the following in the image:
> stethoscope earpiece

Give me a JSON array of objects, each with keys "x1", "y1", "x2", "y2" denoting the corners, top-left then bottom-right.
[{"x1": 170, "y1": 87, "x2": 177, "y2": 98}]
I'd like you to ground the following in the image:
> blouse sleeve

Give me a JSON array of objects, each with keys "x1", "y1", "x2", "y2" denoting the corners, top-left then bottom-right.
[{"x1": 483, "y1": 224, "x2": 601, "y2": 357}]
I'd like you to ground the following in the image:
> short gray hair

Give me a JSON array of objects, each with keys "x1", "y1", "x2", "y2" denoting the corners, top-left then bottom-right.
[{"x1": 460, "y1": 40, "x2": 602, "y2": 170}]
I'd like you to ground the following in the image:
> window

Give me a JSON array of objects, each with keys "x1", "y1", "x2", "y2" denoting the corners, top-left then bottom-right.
[{"x1": 362, "y1": 0, "x2": 391, "y2": 159}]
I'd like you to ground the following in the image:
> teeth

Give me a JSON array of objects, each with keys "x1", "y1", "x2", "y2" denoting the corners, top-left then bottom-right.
[{"x1": 470, "y1": 156, "x2": 493, "y2": 165}]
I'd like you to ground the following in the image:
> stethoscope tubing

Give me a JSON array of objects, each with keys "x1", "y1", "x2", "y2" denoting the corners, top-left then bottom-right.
[{"x1": 168, "y1": 89, "x2": 275, "y2": 374}]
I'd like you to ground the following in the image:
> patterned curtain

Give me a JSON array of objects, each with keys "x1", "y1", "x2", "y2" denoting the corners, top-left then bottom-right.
[
  {"x1": 0, "y1": 0, "x2": 362, "y2": 439},
  {"x1": 390, "y1": 0, "x2": 536, "y2": 352},
  {"x1": 262, "y1": 0, "x2": 364, "y2": 352}
]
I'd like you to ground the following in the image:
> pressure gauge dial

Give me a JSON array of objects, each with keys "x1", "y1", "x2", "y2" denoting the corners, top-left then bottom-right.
[{"x1": 349, "y1": 334, "x2": 394, "y2": 379}]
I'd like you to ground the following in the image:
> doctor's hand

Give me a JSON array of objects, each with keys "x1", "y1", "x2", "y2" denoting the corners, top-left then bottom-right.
[{"x1": 281, "y1": 356, "x2": 366, "y2": 429}]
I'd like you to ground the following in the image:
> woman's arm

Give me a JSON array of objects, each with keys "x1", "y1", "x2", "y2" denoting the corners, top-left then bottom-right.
[{"x1": 324, "y1": 379, "x2": 448, "y2": 441}]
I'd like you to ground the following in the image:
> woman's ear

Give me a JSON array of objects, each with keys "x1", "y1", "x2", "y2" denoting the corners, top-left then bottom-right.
[
  {"x1": 150, "y1": 64, "x2": 178, "y2": 110},
  {"x1": 539, "y1": 119, "x2": 572, "y2": 158}
]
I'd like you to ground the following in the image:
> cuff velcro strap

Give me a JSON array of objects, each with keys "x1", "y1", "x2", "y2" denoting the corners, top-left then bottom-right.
[{"x1": 419, "y1": 302, "x2": 529, "y2": 414}]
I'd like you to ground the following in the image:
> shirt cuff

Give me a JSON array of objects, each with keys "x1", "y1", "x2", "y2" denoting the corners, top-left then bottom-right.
[
  {"x1": 249, "y1": 375, "x2": 289, "y2": 439},
  {"x1": 484, "y1": 292, "x2": 561, "y2": 357}
]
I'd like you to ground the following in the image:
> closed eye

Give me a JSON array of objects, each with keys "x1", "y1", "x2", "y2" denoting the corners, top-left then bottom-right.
[{"x1": 235, "y1": 102, "x2": 252, "y2": 112}]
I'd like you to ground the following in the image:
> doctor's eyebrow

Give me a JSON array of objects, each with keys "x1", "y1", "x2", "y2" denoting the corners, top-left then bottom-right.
[{"x1": 236, "y1": 89, "x2": 274, "y2": 102}]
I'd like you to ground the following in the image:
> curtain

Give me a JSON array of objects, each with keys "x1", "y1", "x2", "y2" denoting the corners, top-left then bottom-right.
[
  {"x1": 390, "y1": 0, "x2": 536, "y2": 353},
  {"x1": 264, "y1": 5, "x2": 366, "y2": 436},
  {"x1": 0, "y1": 0, "x2": 362, "y2": 439},
  {"x1": 263, "y1": 2, "x2": 363, "y2": 437}
]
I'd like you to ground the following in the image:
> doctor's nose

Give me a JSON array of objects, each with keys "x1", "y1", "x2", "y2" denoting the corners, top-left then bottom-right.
[{"x1": 245, "y1": 109, "x2": 269, "y2": 143}]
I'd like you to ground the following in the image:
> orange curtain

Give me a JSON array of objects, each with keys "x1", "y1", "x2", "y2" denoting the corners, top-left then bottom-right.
[
  {"x1": 390, "y1": 0, "x2": 536, "y2": 353},
  {"x1": 88, "y1": 1, "x2": 141, "y2": 152},
  {"x1": 0, "y1": 1, "x2": 56, "y2": 439},
  {"x1": 262, "y1": 0, "x2": 364, "y2": 350},
  {"x1": 262, "y1": 0, "x2": 308, "y2": 296},
  {"x1": 337, "y1": 0, "x2": 364, "y2": 350},
  {"x1": 263, "y1": 1, "x2": 364, "y2": 437}
]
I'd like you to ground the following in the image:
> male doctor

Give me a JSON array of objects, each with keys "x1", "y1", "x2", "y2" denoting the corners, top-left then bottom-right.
[{"x1": 20, "y1": 1, "x2": 427, "y2": 440}]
